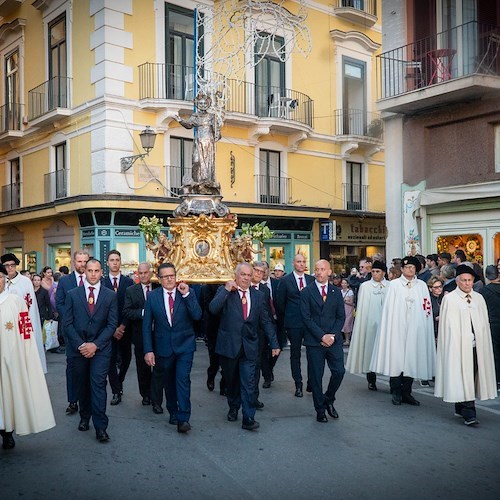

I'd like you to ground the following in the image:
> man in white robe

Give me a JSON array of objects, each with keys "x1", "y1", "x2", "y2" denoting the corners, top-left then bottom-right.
[
  {"x1": 0, "y1": 264, "x2": 55, "y2": 449},
  {"x1": 370, "y1": 256, "x2": 436, "y2": 405},
  {"x1": 346, "y1": 260, "x2": 388, "y2": 391},
  {"x1": 434, "y1": 265, "x2": 497, "y2": 426},
  {"x1": 1, "y1": 253, "x2": 46, "y2": 373}
]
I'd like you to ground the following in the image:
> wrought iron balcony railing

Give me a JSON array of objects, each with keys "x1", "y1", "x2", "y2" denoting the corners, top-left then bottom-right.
[
  {"x1": 255, "y1": 174, "x2": 291, "y2": 205},
  {"x1": 167, "y1": 165, "x2": 193, "y2": 196},
  {"x1": 28, "y1": 76, "x2": 71, "y2": 121},
  {"x1": 333, "y1": 109, "x2": 383, "y2": 139},
  {"x1": 343, "y1": 183, "x2": 368, "y2": 211},
  {"x1": 44, "y1": 169, "x2": 68, "y2": 201},
  {"x1": 377, "y1": 21, "x2": 500, "y2": 100},
  {"x1": 139, "y1": 62, "x2": 314, "y2": 127},
  {"x1": 1, "y1": 182, "x2": 21, "y2": 211},
  {"x1": 0, "y1": 103, "x2": 22, "y2": 133},
  {"x1": 335, "y1": 0, "x2": 376, "y2": 16}
]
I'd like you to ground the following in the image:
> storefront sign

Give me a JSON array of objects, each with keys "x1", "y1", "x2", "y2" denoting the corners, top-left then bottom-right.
[
  {"x1": 320, "y1": 222, "x2": 336, "y2": 241},
  {"x1": 334, "y1": 217, "x2": 386, "y2": 243},
  {"x1": 98, "y1": 229, "x2": 110, "y2": 237},
  {"x1": 115, "y1": 229, "x2": 141, "y2": 237},
  {"x1": 294, "y1": 233, "x2": 310, "y2": 240},
  {"x1": 81, "y1": 229, "x2": 95, "y2": 238},
  {"x1": 270, "y1": 232, "x2": 292, "y2": 240}
]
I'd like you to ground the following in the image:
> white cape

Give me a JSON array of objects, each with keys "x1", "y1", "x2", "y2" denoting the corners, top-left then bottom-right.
[
  {"x1": 370, "y1": 276, "x2": 436, "y2": 379},
  {"x1": 434, "y1": 289, "x2": 497, "y2": 402},
  {"x1": 346, "y1": 278, "x2": 388, "y2": 374}
]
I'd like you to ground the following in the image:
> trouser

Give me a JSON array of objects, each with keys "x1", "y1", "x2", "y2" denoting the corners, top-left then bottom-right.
[
  {"x1": 286, "y1": 327, "x2": 304, "y2": 385},
  {"x1": 306, "y1": 344, "x2": 345, "y2": 412},
  {"x1": 220, "y1": 348, "x2": 257, "y2": 421},
  {"x1": 254, "y1": 333, "x2": 267, "y2": 400},
  {"x1": 389, "y1": 373, "x2": 414, "y2": 396},
  {"x1": 151, "y1": 361, "x2": 177, "y2": 415},
  {"x1": 74, "y1": 354, "x2": 111, "y2": 431},
  {"x1": 108, "y1": 336, "x2": 132, "y2": 394},
  {"x1": 455, "y1": 347, "x2": 479, "y2": 419}
]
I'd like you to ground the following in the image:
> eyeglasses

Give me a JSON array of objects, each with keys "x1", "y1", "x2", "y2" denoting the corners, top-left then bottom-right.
[
  {"x1": 3, "y1": 263, "x2": 17, "y2": 268},
  {"x1": 431, "y1": 285, "x2": 443, "y2": 290},
  {"x1": 159, "y1": 274, "x2": 176, "y2": 280}
]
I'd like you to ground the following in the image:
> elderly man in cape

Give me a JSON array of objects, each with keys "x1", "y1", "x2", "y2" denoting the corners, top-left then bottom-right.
[
  {"x1": 370, "y1": 256, "x2": 436, "y2": 406},
  {"x1": 0, "y1": 264, "x2": 55, "y2": 450},
  {"x1": 434, "y1": 264, "x2": 497, "y2": 426}
]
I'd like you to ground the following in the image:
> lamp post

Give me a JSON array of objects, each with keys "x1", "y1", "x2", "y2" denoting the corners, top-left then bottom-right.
[{"x1": 120, "y1": 126, "x2": 157, "y2": 172}]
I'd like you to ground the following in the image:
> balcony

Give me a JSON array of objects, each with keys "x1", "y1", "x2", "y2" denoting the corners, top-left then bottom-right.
[
  {"x1": 255, "y1": 174, "x2": 291, "y2": 205},
  {"x1": 377, "y1": 22, "x2": 500, "y2": 114},
  {"x1": 343, "y1": 183, "x2": 368, "y2": 211},
  {"x1": 167, "y1": 165, "x2": 192, "y2": 196},
  {"x1": 1, "y1": 182, "x2": 21, "y2": 211},
  {"x1": 44, "y1": 170, "x2": 68, "y2": 202},
  {"x1": 28, "y1": 76, "x2": 71, "y2": 126},
  {"x1": 0, "y1": 103, "x2": 23, "y2": 141},
  {"x1": 138, "y1": 63, "x2": 314, "y2": 130},
  {"x1": 333, "y1": 109, "x2": 383, "y2": 143},
  {"x1": 333, "y1": 0, "x2": 377, "y2": 27}
]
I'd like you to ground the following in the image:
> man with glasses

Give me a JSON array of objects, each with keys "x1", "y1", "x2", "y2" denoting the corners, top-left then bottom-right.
[
  {"x1": 371, "y1": 256, "x2": 436, "y2": 406},
  {"x1": 0, "y1": 253, "x2": 46, "y2": 373},
  {"x1": 143, "y1": 263, "x2": 202, "y2": 433}
]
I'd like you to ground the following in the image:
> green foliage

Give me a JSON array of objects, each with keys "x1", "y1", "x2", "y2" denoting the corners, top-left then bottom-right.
[{"x1": 240, "y1": 221, "x2": 274, "y2": 243}]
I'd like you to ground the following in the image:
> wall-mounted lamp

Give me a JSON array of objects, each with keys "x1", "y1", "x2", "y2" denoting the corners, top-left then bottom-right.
[{"x1": 120, "y1": 126, "x2": 157, "y2": 172}]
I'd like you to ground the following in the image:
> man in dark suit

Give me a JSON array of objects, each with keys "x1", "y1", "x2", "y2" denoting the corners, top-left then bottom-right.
[
  {"x1": 123, "y1": 262, "x2": 158, "y2": 406},
  {"x1": 209, "y1": 262, "x2": 280, "y2": 431},
  {"x1": 143, "y1": 263, "x2": 202, "y2": 433},
  {"x1": 103, "y1": 250, "x2": 134, "y2": 405},
  {"x1": 301, "y1": 259, "x2": 345, "y2": 423},
  {"x1": 275, "y1": 253, "x2": 315, "y2": 397},
  {"x1": 55, "y1": 249, "x2": 90, "y2": 415},
  {"x1": 63, "y1": 258, "x2": 118, "y2": 442}
]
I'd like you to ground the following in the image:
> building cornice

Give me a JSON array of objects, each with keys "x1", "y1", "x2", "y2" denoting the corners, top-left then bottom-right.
[{"x1": 330, "y1": 29, "x2": 380, "y2": 52}]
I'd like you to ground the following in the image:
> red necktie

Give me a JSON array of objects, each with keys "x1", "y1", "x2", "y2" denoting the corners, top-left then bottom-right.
[
  {"x1": 241, "y1": 290, "x2": 248, "y2": 320},
  {"x1": 145, "y1": 285, "x2": 150, "y2": 298},
  {"x1": 113, "y1": 277, "x2": 118, "y2": 292},
  {"x1": 299, "y1": 277, "x2": 304, "y2": 290},
  {"x1": 88, "y1": 286, "x2": 95, "y2": 313},
  {"x1": 321, "y1": 285, "x2": 327, "y2": 302},
  {"x1": 168, "y1": 292, "x2": 174, "y2": 317},
  {"x1": 79, "y1": 275, "x2": 84, "y2": 287}
]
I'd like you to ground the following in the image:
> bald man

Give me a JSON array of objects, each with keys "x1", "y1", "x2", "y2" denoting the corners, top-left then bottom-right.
[{"x1": 300, "y1": 260, "x2": 345, "y2": 423}]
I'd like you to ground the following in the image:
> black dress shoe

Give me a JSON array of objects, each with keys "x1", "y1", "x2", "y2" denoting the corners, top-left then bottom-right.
[
  {"x1": 402, "y1": 394, "x2": 420, "y2": 406},
  {"x1": 66, "y1": 402, "x2": 78, "y2": 415},
  {"x1": 96, "y1": 430, "x2": 110, "y2": 442},
  {"x1": 262, "y1": 379, "x2": 271, "y2": 389},
  {"x1": 242, "y1": 418, "x2": 260, "y2": 430},
  {"x1": 142, "y1": 396, "x2": 151, "y2": 406},
  {"x1": 316, "y1": 412, "x2": 328, "y2": 423},
  {"x1": 169, "y1": 414, "x2": 178, "y2": 425},
  {"x1": 326, "y1": 403, "x2": 339, "y2": 419},
  {"x1": 295, "y1": 384, "x2": 303, "y2": 398},
  {"x1": 177, "y1": 421, "x2": 191, "y2": 433},
  {"x1": 207, "y1": 377, "x2": 215, "y2": 391},
  {"x1": 110, "y1": 394, "x2": 121, "y2": 406},
  {"x1": 368, "y1": 383, "x2": 378, "y2": 391},
  {"x1": 255, "y1": 400, "x2": 264, "y2": 410},
  {"x1": 1, "y1": 431, "x2": 15, "y2": 449},
  {"x1": 78, "y1": 418, "x2": 90, "y2": 431},
  {"x1": 152, "y1": 403, "x2": 164, "y2": 414},
  {"x1": 392, "y1": 393, "x2": 402, "y2": 405},
  {"x1": 227, "y1": 408, "x2": 238, "y2": 422}
]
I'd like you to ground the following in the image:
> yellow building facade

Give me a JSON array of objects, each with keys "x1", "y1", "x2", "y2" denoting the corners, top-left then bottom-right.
[{"x1": 0, "y1": 0, "x2": 384, "y2": 275}]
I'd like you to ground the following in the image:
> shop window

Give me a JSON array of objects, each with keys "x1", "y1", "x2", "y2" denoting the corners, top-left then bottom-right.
[
  {"x1": 295, "y1": 244, "x2": 311, "y2": 273},
  {"x1": 51, "y1": 244, "x2": 72, "y2": 270},
  {"x1": 78, "y1": 212, "x2": 94, "y2": 227},
  {"x1": 116, "y1": 242, "x2": 140, "y2": 277},
  {"x1": 95, "y1": 211, "x2": 112, "y2": 225},
  {"x1": 494, "y1": 233, "x2": 500, "y2": 263},
  {"x1": 436, "y1": 233, "x2": 483, "y2": 264}
]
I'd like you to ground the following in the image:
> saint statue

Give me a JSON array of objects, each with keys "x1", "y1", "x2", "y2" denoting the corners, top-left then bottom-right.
[{"x1": 173, "y1": 91, "x2": 222, "y2": 196}]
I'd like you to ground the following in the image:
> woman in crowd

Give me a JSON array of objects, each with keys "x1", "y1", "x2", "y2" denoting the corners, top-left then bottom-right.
[
  {"x1": 40, "y1": 266, "x2": 54, "y2": 292},
  {"x1": 340, "y1": 278, "x2": 355, "y2": 346},
  {"x1": 427, "y1": 276, "x2": 444, "y2": 341},
  {"x1": 388, "y1": 266, "x2": 402, "y2": 280},
  {"x1": 32, "y1": 274, "x2": 51, "y2": 325}
]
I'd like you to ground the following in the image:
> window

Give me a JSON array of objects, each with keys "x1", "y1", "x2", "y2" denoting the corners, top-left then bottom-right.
[
  {"x1": 165, "y1": 4, "x2": 195, "y2": 100},
  {"x1": 4, "y1": 50, "x2": 20, "y2": 131},
  {"x1": 255, "y1": 34, "x2": 286, "y2": 117},
  {"x1": 259, "y1": 149, "x2": 285, "y2": 204},
  {"x1": 342, "y1": 57, "x2": 366, "y2": 135},
  {"x1": 3, "y1": 158, "x2": 21, "y2": 210},
  {"x1": 55, "y1": 142, "x2": 67, "y2": 198},
  {"x1": 345, "y1": 162, "x2": 364, "y2": 210},
  {"x1": 170, "y1": 137, "x2": 193, "y2": 194},
  {"x1": 48, "y1": 14, "x2": 68, "y2": 108}
]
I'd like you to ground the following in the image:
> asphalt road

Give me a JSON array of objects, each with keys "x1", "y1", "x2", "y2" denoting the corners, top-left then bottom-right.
[{"x1": 1, "y1": 345, "x2": 499, "y2": 500}]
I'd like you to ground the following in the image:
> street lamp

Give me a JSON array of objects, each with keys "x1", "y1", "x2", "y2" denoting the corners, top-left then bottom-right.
[{"x1": 120, "y1": 126, "x2": 157, "y2": 172}]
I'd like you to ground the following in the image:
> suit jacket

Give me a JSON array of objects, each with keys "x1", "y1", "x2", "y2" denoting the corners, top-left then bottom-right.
[
  {"x1": 209, "y1": 286, "x2": 279, "y2": 361},
  {"x1": 63, "y1": 286, "x2": 118, "y2": 357},
  {"x1": 55, "y1": 273, "x2": 79, "y2": 336},
  {"x1": 275, "y1": 272, "x2": 315, "y2": 329},
  {"x1": 142, "y1": 287, "x2": 202, "y2": 357},
  {"x1": 300, "y1": 282, "x2": 345, "y2": 346},
  {"x1": 123, "y1": 282, "x2": 159, "y2": 347},
  {"x1": 102, "y1": 274, "x2": 134, "y2": 326}
]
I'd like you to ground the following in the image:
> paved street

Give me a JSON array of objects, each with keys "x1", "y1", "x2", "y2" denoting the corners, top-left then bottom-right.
[{"x1": 2, "y1": 345, "x2": 499, "y2": 500}]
